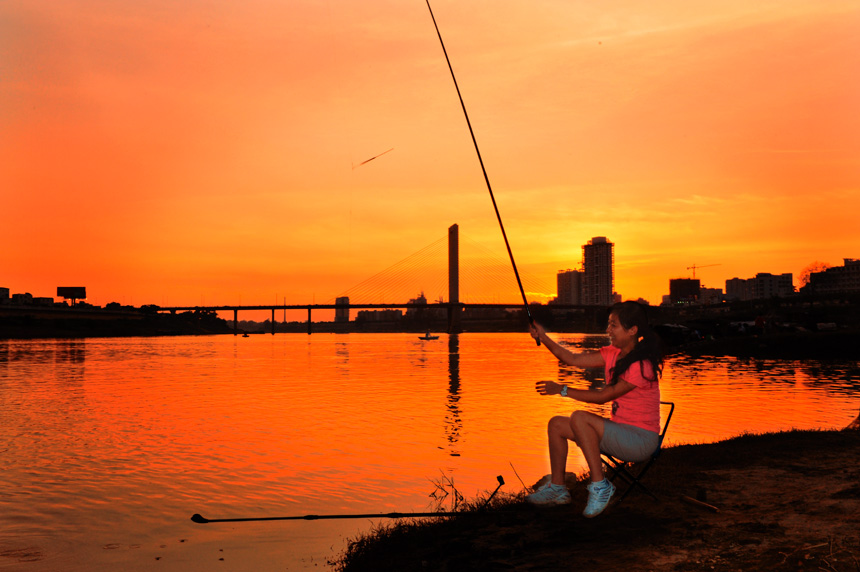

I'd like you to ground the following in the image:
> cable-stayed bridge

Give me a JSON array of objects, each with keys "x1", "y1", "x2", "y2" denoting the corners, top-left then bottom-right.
[
  {"x1": 336, "y1": 225, "x2": 553, "y2": 306},
  {"x1": 159, "y1": 225, "x2": 563, "y2": 334}
]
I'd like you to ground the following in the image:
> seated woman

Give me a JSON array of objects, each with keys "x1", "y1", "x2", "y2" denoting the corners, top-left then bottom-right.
[{"x1": 527, "y1": 301, "x2": 664, "y2": 517}]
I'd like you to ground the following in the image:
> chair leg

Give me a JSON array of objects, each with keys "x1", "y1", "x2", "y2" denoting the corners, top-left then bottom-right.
[
  {"x1": 602, "y1": 456, "x2": 659, "y2": 502},
  {"x1": 617, "y1": 478, "x2": 657, "y2": 502}
]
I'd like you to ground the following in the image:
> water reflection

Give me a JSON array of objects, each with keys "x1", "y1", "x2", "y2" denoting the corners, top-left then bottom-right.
[
  {"x1": 557, "y1": 364, "x2": 605, "y2": 389},
  {"x1": 55, "y1": 340, "x2": 86, "y2": 383},
  {"x1": 445, "y1": 334, "x2": 462, "y2": 456},
  {"x1": 672, "y1": 354, "x2": 860, "y2": 392},
  {"x1": 335, "y1": 340, "x2": 349, "y2": 375}
]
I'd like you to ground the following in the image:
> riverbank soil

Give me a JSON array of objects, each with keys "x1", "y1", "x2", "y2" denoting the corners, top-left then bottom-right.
[{"x1": 333, "y1": 429, "x2": 860, "y2": 571}]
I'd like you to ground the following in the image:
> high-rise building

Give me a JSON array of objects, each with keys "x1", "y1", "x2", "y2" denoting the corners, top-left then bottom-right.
[
  {"x1": 582, "y1": 237, "x2": 614, "y2": 306},
  {"x1": 726, "y1": 272, "x2": 794, "y2": 300},
  {"x1": 726, "y1": 277, "x2": 754, "y2": 301},
  {"x1": 753, "y1": 273, "x2": 794, "y2": 299},
  {"x1": 699, "y1": 287, "x2": 724, "y2": 305},
  {"x1": 335, "y1": 296, "x2": 350, "y2": 323},
  {"x1": 556, "y1": 269, "x2": 582, "y2": 305},
  {"x1": 803, "y1": 259, "x2": 859, "y2": 294},
  {"x1": 669, "y1": 278, "x2": 701, "y2": 304}
]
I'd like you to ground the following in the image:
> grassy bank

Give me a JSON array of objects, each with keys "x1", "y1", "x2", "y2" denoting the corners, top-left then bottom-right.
[{"x1": 331, "y1": 429, "x2": 860, "y2": 572}]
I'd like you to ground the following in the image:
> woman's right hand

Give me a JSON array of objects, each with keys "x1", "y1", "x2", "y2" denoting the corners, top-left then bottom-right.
[
  {"x1": 535, "y1": 379, "x2": 562, "y2": 396},
  {"x1": 529, "y1": 321, "x2": 546, "y2": 342}
]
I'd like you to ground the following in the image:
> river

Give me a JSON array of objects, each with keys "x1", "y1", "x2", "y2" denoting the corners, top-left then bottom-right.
[{"x1": 1, "y1": 333, "x2": 857, "y2": 570}]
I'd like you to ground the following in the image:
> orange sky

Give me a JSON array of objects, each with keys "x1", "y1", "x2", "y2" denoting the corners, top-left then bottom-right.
[{"x1": 2, "y1": 0, "x2": 859, "y2": 308}]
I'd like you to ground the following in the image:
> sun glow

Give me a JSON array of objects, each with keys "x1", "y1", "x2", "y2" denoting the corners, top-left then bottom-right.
[{"x1": 2, "y1": 0, "x2": 858, "y2": 306}]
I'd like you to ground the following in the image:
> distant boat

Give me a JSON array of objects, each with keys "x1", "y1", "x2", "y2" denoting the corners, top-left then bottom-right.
[{"x1": 418, "y1": 332, "x2": 439, "y2": 340}]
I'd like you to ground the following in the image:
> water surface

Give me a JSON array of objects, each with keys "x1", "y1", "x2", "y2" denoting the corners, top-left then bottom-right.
[{"x1": 1, "y1": 334, "x2": 856, "y2": 570}]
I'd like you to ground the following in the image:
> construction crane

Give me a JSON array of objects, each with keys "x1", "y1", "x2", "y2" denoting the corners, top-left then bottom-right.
[{"x1": 687, "y1": 263, "x2": 721, "y2": 279}]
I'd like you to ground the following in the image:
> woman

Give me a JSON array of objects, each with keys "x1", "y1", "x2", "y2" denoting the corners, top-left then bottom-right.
[{"x1": 527, "y1": 301, "x2": 664, "y2": 517}]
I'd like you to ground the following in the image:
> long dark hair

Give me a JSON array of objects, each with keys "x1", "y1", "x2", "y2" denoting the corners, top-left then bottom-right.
[{"x1": 607, "y1": 301, "x2": 664, "y2": 385}]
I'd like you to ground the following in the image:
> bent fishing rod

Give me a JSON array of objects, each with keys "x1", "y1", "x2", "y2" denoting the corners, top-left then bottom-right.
[
  {"x1": 191, "y1": 476, "x2": 504, "y2": 524},
  {"x1": 426, "y1": 0, "x2": 539, "y2": 346}
]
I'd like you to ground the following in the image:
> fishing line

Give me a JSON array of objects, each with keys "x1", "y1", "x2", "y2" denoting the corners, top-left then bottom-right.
[{"x1": 425, "y1": 0, "x2": 539, "y2": 345}]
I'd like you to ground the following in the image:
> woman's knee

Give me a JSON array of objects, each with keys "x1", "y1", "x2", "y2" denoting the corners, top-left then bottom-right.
[
  {"x1": 568, "y1": 410, "x2": 603, "y2": 440},
  {"x1": 547, "y1": 415, "x2": 573, "y2": 438},
  {"x1": 569, "y1": 410, "x2": 591, "y2": 429}
]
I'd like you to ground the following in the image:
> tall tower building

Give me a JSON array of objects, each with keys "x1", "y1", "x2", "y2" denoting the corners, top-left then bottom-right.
[{"x1": 582, "y1": 237, "x2": 614, "y2": 306}]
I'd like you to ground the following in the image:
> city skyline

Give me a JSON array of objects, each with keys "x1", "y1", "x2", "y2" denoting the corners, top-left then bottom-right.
[
  {"x1": 4, "y1": 251, "x2": 853, "y2": 311},
  {"x1": 2, "y1": 1, "x2": 858, "y2": 308}
]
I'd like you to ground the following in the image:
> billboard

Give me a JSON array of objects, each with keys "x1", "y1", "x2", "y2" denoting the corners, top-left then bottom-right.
[{"x1": 57, "y1": 287, "x2": 87, "y2": 301}]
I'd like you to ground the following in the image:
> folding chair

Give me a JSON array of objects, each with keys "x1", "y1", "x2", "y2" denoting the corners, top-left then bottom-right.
[{"x1": 601, "y1": 400, "x2": 675, "y2": 503}]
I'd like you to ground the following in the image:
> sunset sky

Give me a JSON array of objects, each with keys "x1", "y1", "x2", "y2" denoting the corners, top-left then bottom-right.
[{"x1": 2, "y1": 0, "x2": 858, "y2": 309}]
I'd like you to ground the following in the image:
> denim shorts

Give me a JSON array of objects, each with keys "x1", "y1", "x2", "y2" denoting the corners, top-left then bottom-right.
[{"x1": 601, "y1": 420, "x2": 659, "y2": 462}]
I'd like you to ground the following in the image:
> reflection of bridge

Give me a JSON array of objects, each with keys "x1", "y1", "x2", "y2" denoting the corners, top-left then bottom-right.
[{"x1": 157, "y1": 224, "x2": 586, "y2": 334}]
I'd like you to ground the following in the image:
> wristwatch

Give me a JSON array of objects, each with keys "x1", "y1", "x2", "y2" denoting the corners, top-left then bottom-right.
[{"x1": 560, "y1": 384, "x2": 568, "y2": 397}]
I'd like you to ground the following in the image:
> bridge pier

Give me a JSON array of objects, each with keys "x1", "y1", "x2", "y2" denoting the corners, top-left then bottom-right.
[
  {"x1": 233, "y1": 309, "x2": 238, "y2": 336},
  {"x1": 271, "y1": 308, "x2": 275, "y2": 335},
  {"x1": 447, "y1": 303, "x2": 463, "y2": 334},
  {"x1": 307, "y1": 307, "x2": 312, "y2": 335}
]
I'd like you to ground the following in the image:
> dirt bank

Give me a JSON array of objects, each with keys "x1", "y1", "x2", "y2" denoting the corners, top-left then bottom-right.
[{"x1": 333, "y1": 429, "x2": 860, "y2": 571}]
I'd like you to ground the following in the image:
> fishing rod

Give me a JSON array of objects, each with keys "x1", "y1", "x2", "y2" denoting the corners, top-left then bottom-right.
[
  {"x1": 191, "y1": 475, "x2": 504, "y2": 524},
  {"x1": 425, "y1": 0, "x2": 539, "y2": 346},
  {"x1": 193, "y1": 510, "x2": 462, "y2": 524}
]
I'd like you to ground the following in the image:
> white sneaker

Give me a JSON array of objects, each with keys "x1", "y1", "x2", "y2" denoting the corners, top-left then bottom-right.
[
  {"x1": 526, "y1": 482, "x2": 572, "y2": 506},
  {"x1": 583, "y1": 479, "x2": 616, "y2": 517}
]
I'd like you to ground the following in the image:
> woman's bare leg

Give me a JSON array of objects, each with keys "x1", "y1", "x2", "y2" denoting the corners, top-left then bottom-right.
[
  {"x1": 547, "y1": 411, "x2": 607, "y2": 485},
  {"x1": 547, "y1": 415, "x2": 574, "y2": 485},
  {"x1": 568, "y1": 410, "x2": 606, "y2": 483}
]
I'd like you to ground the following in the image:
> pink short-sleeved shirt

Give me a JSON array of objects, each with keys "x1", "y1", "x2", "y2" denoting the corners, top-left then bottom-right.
[{"x1": 599, "y1": 345, "x2": 661, "y2": 433}]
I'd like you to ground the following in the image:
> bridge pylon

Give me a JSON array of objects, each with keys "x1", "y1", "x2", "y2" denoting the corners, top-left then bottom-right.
[{"x1": 447, "y1": 223, "x2": 462, "y2": 334}]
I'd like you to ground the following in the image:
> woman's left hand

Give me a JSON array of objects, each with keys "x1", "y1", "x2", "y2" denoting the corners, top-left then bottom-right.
[{"x1": 535, "y1": 379, "x2": 562, "y2": 396}]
